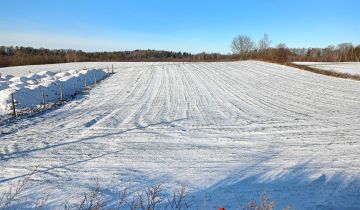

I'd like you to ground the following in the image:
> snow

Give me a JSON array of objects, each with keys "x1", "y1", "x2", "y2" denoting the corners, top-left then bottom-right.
[
  {"x1": 294, "y1": 62, "x2": 360, "y2": 75},
  {"x1": 0, "y1": 68, "x2": 108, "y2": 117},
  {"x1": 0, "y1": 62, "x2": 155, "y2": 77},
  {"x1": 0, "y1": 61, "x2": 360, "y2": 209}
]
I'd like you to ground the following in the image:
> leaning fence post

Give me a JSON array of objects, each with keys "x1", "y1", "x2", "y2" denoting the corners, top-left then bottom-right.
[
  {"x1": 73, "y1": 79, "x2": 76, "y2": 95},
  {"x1": 41, "y1": 87, "x2": 46, "y2": 109},
  {"x1": 59, "y1": 81, "x2": 64, "y2": 102},
  {"x1": 11, "y1": 93, "x2": 17, "y2": 118}
]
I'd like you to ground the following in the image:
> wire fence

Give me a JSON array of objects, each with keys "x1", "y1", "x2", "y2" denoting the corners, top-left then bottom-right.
[{"x1": 7, "y1": 65, "x2": 115, "y2": 118}]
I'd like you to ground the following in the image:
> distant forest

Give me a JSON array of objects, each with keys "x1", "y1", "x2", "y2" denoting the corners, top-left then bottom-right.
[
  {"x1": 0, "y1": 46, "x2": 236, "y2": 67},
  {"x1": 1, "y1": 40, "x2": 360, "y2": 67}
]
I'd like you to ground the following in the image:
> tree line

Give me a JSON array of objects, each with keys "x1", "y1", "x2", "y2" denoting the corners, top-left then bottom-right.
[
  {"x1": 231, "y1": 34, "x2": 360, "y2": 63},
  {"x1": 0, "y1": 46, "x2": 237, "y2": 67},
  {"x1": 1, "y1": 36, "x2": 359, "y2": 67}
]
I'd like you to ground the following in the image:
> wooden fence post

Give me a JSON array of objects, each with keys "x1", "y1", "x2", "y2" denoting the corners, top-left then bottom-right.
[
  {"x1": 84, "y1": 75, "x2": 87, "y2": 88},
  {"x1": 59, "y1": 81, "x2": 64, "y2": 102},
  {"x1": 73, "y1": 79, "x2": 76, "y2": 95},
  {"x1": 112, "y1": 64, "x2": 114, "y2": 74},
  {"x1": 11, "y1": 93, "x2": 16, "y2": 118},
  {"x1": 41, "y1": 87, "x2": 46, "y2": 108}
]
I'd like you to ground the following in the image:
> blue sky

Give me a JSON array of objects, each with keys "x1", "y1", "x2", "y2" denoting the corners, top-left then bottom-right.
[{"x1": 1, "y1": 0, "x2": 359, "y2": 53}]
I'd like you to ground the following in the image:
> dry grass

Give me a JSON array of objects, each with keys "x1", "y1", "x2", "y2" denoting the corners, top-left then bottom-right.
[
  {"x1": 0, "y1": 173, "x2": 291, "y2": 210},
  {"x1": 241, "y1": 193, "x2": 292, "y2": 210},
  {"x1": 0, "y1": 167, "x2": 46, "y2": 210},
  {"x1": 254, "y1": 59, "x2": 360, "y2": 81},
  {"x1": 285, "y1": 62, "x2": 360, "y2": 81}
]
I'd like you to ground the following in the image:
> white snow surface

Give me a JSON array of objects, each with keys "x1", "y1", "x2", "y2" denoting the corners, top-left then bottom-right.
[
  {"x1": 0, "y1": 68, "x2": 108, "y2": 116},
  {"x1": 0, "y1": 61, "x2": 360, "y2": 209},
  {"x1": 294, "y1": 62, "x2": 360, "y2": 75},
  {"x1": 0, "y1": 62, "x2": 150, "y2": 77}
]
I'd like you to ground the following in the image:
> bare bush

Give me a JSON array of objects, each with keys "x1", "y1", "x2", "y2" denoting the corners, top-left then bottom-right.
[
  {"x1": 68, "y1": 182, "x2": 103, "y2": 210},
  {"x1": 242, "y1": 193, "x2": 275, "y2": 210},
  {"x1": 241, "y1": 193, "x2": 292, "y2": 210},
  {"x1": 145, "y1": 183, "x2": 163, "y2": 210},
  {"x1": 117, "y1": 184, "x2": 191, "y2": 210},
  {"x1": 0, "y1": 168, "x2": 38, "y2": 210},
  {"x1": 118, "y1": 188, "x2": 128, "y2": 209},
  {"x1": 163, "y1": 185, "x2": 190, "y2": 210},
  {"x1": 274, "y1": 43, "x2": 290, "y2": 63},
  {"x1": 1, "y1": 175, "x2": 288, "y2": 210},
  {"x1": 33, "y1": 195, "x2": 49, "y2": 210}
]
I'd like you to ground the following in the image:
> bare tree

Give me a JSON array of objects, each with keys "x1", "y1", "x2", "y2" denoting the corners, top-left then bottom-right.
[
  {"x1": 231, "y1": 35, "x2": 255, "y2": 59},
  {"x1": 337, "y1": 42, "x2": 353, "y2": 61},
  {"x1": 258, "y1": 33, "x2": 271, "y2": 53},
  {"x1": 274, "y1": 43, "x2": 290, "y2": 63},
  {"x1": 324, "y1": 45, "x2": 336, "y2": 61},
  {"x1": 356, "y1": 45, "x2": 360, "y2": 61}
]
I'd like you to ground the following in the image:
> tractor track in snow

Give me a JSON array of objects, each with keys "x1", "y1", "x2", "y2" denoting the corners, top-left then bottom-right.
[{"x1": 0, "y1": 61, "x2": 360, "y2": 209}]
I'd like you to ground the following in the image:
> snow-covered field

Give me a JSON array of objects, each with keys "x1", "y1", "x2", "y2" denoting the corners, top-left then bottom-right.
[
  {"x1": 0, "y1": 62, "x2": 164, "y2": 77},
  {"x1": 294, "y1": 62, "x2": 360, "y2": 75},
  {"x1": 0, "y1": 61, "x2": 360, "y2": 209}
]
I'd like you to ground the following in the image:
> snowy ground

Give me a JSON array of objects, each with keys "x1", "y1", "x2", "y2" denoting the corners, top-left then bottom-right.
[
  {"x1": 294, "y1": 62, "x2": 360, "y2": 75},
  {"x1": 0, "y1": 61, "x2": 360, "y2": 209},
  {"x1": 0, "y1": 62, "x2": 156, "y2": 77},
  {"x1": 0, "y1": 68, "x2": 107, "y2": 116}
]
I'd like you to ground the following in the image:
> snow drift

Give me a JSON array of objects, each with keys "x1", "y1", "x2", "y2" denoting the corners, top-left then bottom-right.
[{"x1": 0, "y1": 68, "x2": 108, "y2": 116}]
